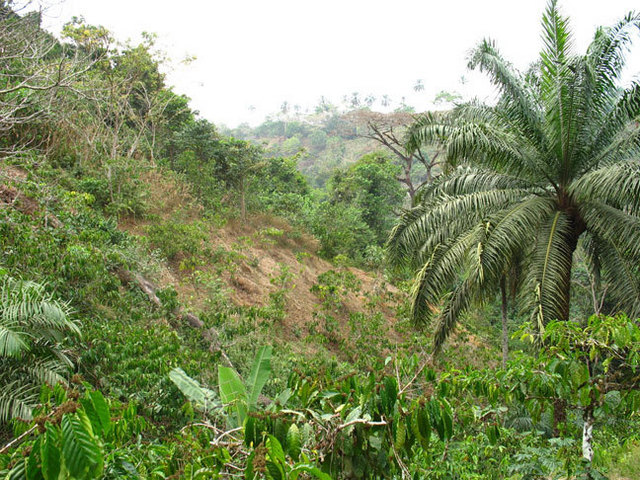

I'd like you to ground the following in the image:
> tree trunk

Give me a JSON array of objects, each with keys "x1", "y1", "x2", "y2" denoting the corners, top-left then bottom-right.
[
  {"x1": 240, "y1": 177, "x2": 246, "y2": 221},
  {"x1": 558, "y1": 213, "x2": 585, "y2": 321},
  {"x1": 582, "y1": 407, "x2": 595, "y2": 462},
  {"x1": 552, "y1": 398, "x2": 567, "y2": 437},
  {"x1": 500, "y1": 275, "x2": 509, "y2": 368}
]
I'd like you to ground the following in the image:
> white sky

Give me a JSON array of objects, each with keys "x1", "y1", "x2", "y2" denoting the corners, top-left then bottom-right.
[{"x1": 39, "y1": 0, "x2": 640, "y2": 127}]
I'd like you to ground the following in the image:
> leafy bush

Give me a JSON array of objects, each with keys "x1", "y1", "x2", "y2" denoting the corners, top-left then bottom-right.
[{"x1": 145, "y1": 219, "x2": 207, "y2": 261}]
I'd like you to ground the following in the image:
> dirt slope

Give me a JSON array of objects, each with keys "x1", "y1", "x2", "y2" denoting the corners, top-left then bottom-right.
[{"x1": 119, "y1": 169, "x2": 405, "y2": 358}]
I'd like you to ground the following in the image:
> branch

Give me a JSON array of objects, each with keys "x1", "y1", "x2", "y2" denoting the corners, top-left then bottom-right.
[
  {"x1": 336, "y1": 418, "x2": 387, "y2": 432},
  {"x1": 0, "y1": 424, "x2": 37, "y2": 454}
]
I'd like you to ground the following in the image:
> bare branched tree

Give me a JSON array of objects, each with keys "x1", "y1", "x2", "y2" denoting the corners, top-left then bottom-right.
[
  {"x1": 345, "y1": 110, "x2": 443, "y2": 204},
  {"x1": 0, "y1": 2, "x2": 99, "y2": 156}
]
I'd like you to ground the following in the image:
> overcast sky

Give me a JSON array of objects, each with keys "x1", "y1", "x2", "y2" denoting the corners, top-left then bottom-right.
[{"x1": 40, "y1": 0, "x2": 640, "y2": 127}]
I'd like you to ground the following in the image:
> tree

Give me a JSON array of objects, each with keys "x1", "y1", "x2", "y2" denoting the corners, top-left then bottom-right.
[
  {"x1": 346, "y1": 110, "x2": 443, "y2": 203},
  {"x1": 329, "y1": 152, "x2": 405, "y2": 245},
  {"x1": 0, "y1": 5, "x2": 98, "y2": 156},
  {"x1": 388, "y1": 1, "x2": 640, "y2": 352},
  {"x1": 0, "y1": 277, "x2": 79, "y2": 422},
  {"x1": 213, "y1": 138, "x2": 263, "y2": 220},
  {"x1": 250, "y1": 153, "x2": 309, "y2": 219},
  {"x1": 513, "y1": 315, "x2": 640, "y2": 469},
  {"x1": 344, "y1": 111, "x2": 440, "y2": 202}
]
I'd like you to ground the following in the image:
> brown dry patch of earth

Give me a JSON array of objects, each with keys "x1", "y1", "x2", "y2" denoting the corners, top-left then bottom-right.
[{"x1": 117, "y1": 170, "x2": 406, "y2": 358}]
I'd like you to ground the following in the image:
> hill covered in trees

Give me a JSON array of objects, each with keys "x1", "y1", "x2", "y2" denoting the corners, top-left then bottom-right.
[{"x1": 1, "y1": 1, "x2": 640, "y2": 479}]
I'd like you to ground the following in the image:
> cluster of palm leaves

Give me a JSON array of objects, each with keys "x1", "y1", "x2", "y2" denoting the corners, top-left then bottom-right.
[
  {"x1": 388, "y1": 0, "x2": 640, "y2": 352},
  {"x1": 0, "y1": 276, "x2": 79, "y2": 422}
]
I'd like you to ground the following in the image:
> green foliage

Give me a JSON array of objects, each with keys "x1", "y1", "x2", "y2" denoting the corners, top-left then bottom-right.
[
  {"x1": 0, "y1": 277, "x2": 79, "y2": 422},
  {"x1": 169, "y1": 368, "x2": 219, "y2": 414},
  {"x1": 393, "y1": 3, "x2": 640, "y2": 351},
  {"x1": 246, "y1": 346, "x2": 273, "y2": 409},
  {"x1": 171, "y1": 346, "x2": 273, "y2": 428},
  {"x1": 250, "y1": 155, "x2": 310, "y2": 220},
  {"x1": 145, "y1": 218, "x2": 207, "y2": 261},
  {"x1": 218, "y1": 366, "x2": 248, "y2": 427},
  {"x1": 305, "y1": 201, "x2": 374, "y2": 261},
  {"x1": 3, "y1": 4, "x2": 640, "y2": 479},
  {"x1": 0, "y1": 384, "x2": 184, "y2": 479},
  {"x1": 329, "y1": 152, "x2": 405, "y2": 245},
  {"x1": 311, "y1": 269, "x2": 361, "y2": 311}
]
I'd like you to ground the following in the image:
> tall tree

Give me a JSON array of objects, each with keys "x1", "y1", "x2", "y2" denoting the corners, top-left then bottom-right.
[
  {"x1": 345, "y1": 110, "x2": 442, "y2": 203},
  {"x1": 388, "y1": 1, "x2": 640, "y2": 352},
  {"x1": 0, "y1": 6, "x2": 98, "y2": 156},
  {"x1": 330, "y1": 152, "x2": 405, "y2": 245}
]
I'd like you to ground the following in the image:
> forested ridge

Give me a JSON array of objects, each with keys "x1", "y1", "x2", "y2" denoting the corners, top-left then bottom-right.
[{"x1": 1, "y1": 1, "x2": 640, "y2": 478}]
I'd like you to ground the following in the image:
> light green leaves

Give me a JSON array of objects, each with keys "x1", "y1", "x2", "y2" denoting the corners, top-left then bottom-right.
[
  {"x1": 246, "y1": 345, "x2": 272, "y2": 409},
  {"x1": 218, "y1": 365, "x2": 247, "y2": 427},
  {"x1": 169, "y1": 367, "x2": 218, "y2": 414}
]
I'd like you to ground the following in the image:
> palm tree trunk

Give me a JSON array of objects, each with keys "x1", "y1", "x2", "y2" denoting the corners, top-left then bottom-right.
[
  {"x1": 559, "y1": 225, "x2": 582, "y2": 321},
  {"x1": 500, "y1": 275, "x2": 508, "y2": 368}
]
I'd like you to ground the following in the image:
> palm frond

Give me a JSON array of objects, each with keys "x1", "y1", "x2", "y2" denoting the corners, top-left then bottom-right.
[
  {"x1": 586, "y1": 11, "x2": 640, "y2": 92},
  {"x1": 387, "y1": 188, "x2": 531, "y2": 268},
  {"x1": 0, "y1": 321, "x2": 29, "y2": 357},
  {"x1": 585, "y1": 81, "x2": 640, "y2": 167},
  {"x1": 467, "y1": 38, "x2": 544, "y2": 146},
  {"x1": 433, "y1": 278, "x2": 474, "y2": 353},
  {"x1": 570, "y1": 161, "x2": 640, "y2": 214},
  {"x1": 409, "y1": 225, "x2": 484, "y2": 325},
  {"x1": 0, "y1": 380, "x2": 39, "y2": 422},
  {"x1": 525, "y1": 210, "x2": 575, "y2": 329},
  {"x1": 581, "y1": 201, "x2": 640, "y2": 262},
  {"x1": 596, "y1": 239, "x2": 640, "y2": 317},
  {"x1": 539, "y1": 0, "x2": 578, "y2": 170},
  {"x1": 0, "y1": 277, "x2": 78, "y2": 423}
]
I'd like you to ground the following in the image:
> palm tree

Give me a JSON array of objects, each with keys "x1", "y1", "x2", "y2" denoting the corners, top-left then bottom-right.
[
  {"x1": 0, "y1": 277, "x2": 80, "y2": 422},
  {"x1": 388, "y1": 1, "x2": 640, "y2": 353}
]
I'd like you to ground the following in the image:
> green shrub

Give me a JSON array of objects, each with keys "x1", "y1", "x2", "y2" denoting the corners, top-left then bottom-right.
[{"x1": 145, "y1": 219, "x2": 207, "y2": 261}]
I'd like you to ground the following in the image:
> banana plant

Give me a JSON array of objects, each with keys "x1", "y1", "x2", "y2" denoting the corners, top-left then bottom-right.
[{"x1": 170, "y1": 345, "x2": 272, "y2": 427}]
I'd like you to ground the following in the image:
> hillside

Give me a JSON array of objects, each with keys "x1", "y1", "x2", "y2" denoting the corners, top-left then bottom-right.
[
  {"x1": 117, "y1": 167, "x2": 407, "y2": 363},
  {"x1": 2, "y1": 4, "x2": 639, "y2": 479}
]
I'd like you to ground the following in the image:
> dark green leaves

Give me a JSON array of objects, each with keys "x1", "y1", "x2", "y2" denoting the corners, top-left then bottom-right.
[{"x1": 61, "y1": 413, "x2": 103, "y2": 478}]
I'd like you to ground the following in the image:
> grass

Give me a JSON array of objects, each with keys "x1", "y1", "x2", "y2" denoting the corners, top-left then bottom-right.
[{"x1": 606, "y1": 441, "x2": 640, "y2": 480}]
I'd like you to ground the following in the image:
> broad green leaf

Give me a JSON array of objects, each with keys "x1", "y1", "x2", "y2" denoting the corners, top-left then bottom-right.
[
  {"x1": 89, "y1": 391, "x2": 111, "y2": 436},
  {"x1": 246, "y1": 345, "x2": 272, "y2": 409},
  {"x1": 289, "y1": 465, "x2": 332, "y2": 480},
  {"x1": 411, "y1": 407, "x2": 431, "y2": 450},
  {"x1": 486, "y1": 424, "x2": 500, "y2": 445},
  {"x1": 244, "y1": 415, "x2": 256, "y2": 447},
  {"x1": 343, "y1": 406, "x2": 362, "y2": 435},
  {"x1": 395, "y1": 416, "x2": 406, "y2": 450},
  {"x1": 265, "y1": 461, "x2": 283, "y2": 480},
  {"x1": 61, "y1": 414, "x2": 103, "y2": 479},
  {"x1": 245, "y1": 450, "x2": 256, "y2": 480},
  {"x1": 218, "y1": 366, "x2": 247, "y2": 426},
  {"x1": 26, "y1": 436, "x2": 41, "y2": 480},
  {"x1": 266, "y1": 434, "x2": 286, "y2": 465},
  {"x1": 286, "y1": 423, "x2": 301, "y2": 461},
  {"x1": 382, "y1": 376, "x2": 397, "y2": 415},
  {"x1": 41, "y1": 424, "x2": 61, "y2": 480},
  {"x1": 169, "y1": 367, "x2": 218, "y2": 413},
  {"x1": 442, "y1": 399, "x2": 453, "y2": 441}
]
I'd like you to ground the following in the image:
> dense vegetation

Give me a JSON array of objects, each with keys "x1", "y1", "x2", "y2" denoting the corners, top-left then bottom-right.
[{"x1": 0, "y1": 1, "x2": 639, "y2": 478}]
